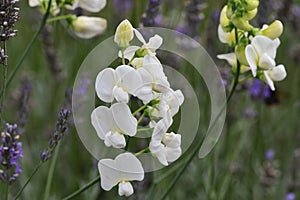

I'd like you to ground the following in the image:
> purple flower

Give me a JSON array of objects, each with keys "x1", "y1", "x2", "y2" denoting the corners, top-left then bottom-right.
[
  {"x1": 113, "y1": 0, "x2": 132, "y2": 12},
  {"x1": 249, "y1": 79, "x2": 272, "y2": 100},
  {"x1": 141, "y1": 0, "x2": 161, "y2": 27},
  {"x1": 0, "y1": 123, "x2": 22, "y2": 184},
  {"x1": 265, "y1": 149, "x2": 275, "y2": 161},
  {"x1": 286, "y1": 192, "x2": 295, "y2": 200}
]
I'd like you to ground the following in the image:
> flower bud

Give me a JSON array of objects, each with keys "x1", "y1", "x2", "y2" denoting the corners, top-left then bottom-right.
[
  {"x1": 220, "y1": 6, "x2": 232, "y2": 32},
  {"x1": 242, "y1": 0, "x2": 259, "y2": 11},
  {"x1": 226, "y1": 5, "x2": 234, "y2": 19},
  {"x1": 243, "y1": 8, "x2": 257, "y2": 21},
  {"x1": 261, "y1": 20, "x2": 283, "y2": 40},
  {"x1": 114, "y1": 19, "x2": 134, "y2": 49},
  {"x1": 231, "y1": 15, "x2": 253, "y2": 31},
  {"x1": 71, "y1": 16, "x2": 107, "y2": 39}
]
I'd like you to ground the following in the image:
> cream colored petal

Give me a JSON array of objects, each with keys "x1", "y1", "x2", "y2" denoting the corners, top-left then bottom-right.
[
  {"x1": 268, "y1": 64, "x2": 287, "y2": 81},
  {"x1": 72, "y1": 16, "x2": 107, "y2": 39},
  {"x1": 245, "y1": 45, "x2": 258, "y2": 77}
]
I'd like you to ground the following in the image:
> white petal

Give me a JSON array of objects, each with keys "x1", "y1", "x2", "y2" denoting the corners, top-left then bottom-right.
[
  {"x1": 96, "y1": 68, "x2": 116, "y2": 103},
  {"x1": 166, "y1": 146, "x2": 181, "y2": 163},
  {"x1": 217, "y1": 53, "x2": 237, "y2": 67},
  {"x1": 29, "y1": 0, "x2": 40, "y2": 7},
  {"x1": 104, "y1": 131, "x2": 126, "y2": 148},
  {"x1": 259, "y1": 53, "x2": 275, "y2": 70},
  {"x1": 218, "y1": 24, "x2": 229, "y2": 44},
  {"x1": 98, "y1": 159, "x2": 120, "y2": 191},
  {"x1": 133, "y1": 29, "x2": 146, "y2": 44},
  {"x1": 273, "y1": 38, "x2": 281, "y2": 48},
  {"x1": 121, "y1": 46, "x2": 140, "y2": 60},
  {"x1": 163, "y1": 133, "x2": 181, "y2": 148},
  {"x1": 111, "y1": 103, "x2": 137, "y2": 136},
  {"x1": 115, "y1": 65, "x2": 143, "y2": 96},
  {"x1": 115, "y1": 153, "x2": 144, "y2": 181},
  {"x1": 91, "y1": 106, "x2": 114, "y2": 140},
  {"x1": 251, "y1": 35, "x2": 277, "y2": 59},
  {"x1": 113, "y1": 86, "x2": 129, "y2": 103},
  {"x1": 264, "y1": 71, "x2": 275, "y2": 91},
  {"x1": 118, "y1": 182, "x2": 134, "y2": 197},
  {"x1": 72, "y1": 16, "x2": 107, "y2": 39},
  {"x1": 77, "y1": 0, "x2": 106, "y2": 12},
  {"x1": 268, "y1": 64, "x2": 287, "y2": 81},
  {"x1": 148, "y1": 34, "x2": 163, "y2": 52},
  {"x1": 245, "y1": 45, "x2": 258, "y2": 77},
  {"x1": 135, "y1": 85, "x2": 153, "y2": 103}
]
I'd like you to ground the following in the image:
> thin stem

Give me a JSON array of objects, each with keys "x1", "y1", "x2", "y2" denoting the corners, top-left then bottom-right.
[
  {"x1": 137, "y1": 112, "x2": 146, "y2": 125},
  {"x1": 125, "y1": 136, "x2": 130, "y2": 151},
  {"x1": 134, "y1": 147, "x2": 149, "y2": 156},
  {"x1": 238, "y1": 74, "x2": 252, "y2": 83},
  {"x1": 43, "y1": 143, "x2": 61, "y2": 200},
  {"x1": 14, "y1": 162, "x2": 43, "y2": 200},
  {"x1": 5, "y1": 184, "x2": 9, "y2": 200},
  {"x1": 0, "y1": 41, "x2": 8, "y2": 126},
  {"x1": 62, "y1": 176, "x2": 100, "y2": 200},
  {"x1": 0, "y1": 0, "x2": 52, "y2": 98},
  {"x1": 127, "y1": 55, "x2": 136, "y2": 66},
  {"x1": 137, "y1": 128, "x2": 153, "y2": 132},
  {"x1": 121, "y1": 50, "x2": 125, "y2": 65},
  {"x1": 47, "y1": 14, "x2": 74, "y2": 23},
  {"x1": 132, "y1": 104, "x2": 148, "y2": 116}
]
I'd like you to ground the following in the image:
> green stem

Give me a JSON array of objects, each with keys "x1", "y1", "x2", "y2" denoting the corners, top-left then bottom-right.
[
  {"x1": 238, "y1": 74, "x2": 252, "y2": 83},
  {"x1": 14, "y1": 162, "x2": 43, "y2": 200},
  {"x1": 0, "y1": 41, "x2": 8, "y2": 126},
  {"x1": 132, "y1": 104, "x2": 148, "y2": 116},
  {"x1": 47, "y1": 14, "x2": 75, "y2": 23},
  {"x1": 137, "y1": 128, "x2": 153, "y2": 132},
  {"x1": 5, "y1": 184, "x2": 9, "y2": 200},
  {"x1": 43, "y1": 143, "x2": 61, "y2": 200},
  {"x1": 134, "y1": 147, "x2": 149, "y2": 156},
  {"x1": 137, "y1": 112, "x2": 146, "y2": 125},
  {"x1": 121, "y1": 50, "x2": 125, "y2": 65},
  {"x1": 62, "y1": 176, "x2": 100, "y2": 200},
  {"x1": 0, "y1": 0, "x2": 52, "y2": 98}
]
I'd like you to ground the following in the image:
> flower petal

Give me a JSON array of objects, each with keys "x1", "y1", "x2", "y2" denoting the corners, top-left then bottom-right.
[
  {"x1": 96, "y1": 68, "x2": 116, "y2": 103},
  {"x1": 264, "y1": 71, "x2": 275, "y2": 91},
  {"x1": 118, "y1": 182, "x2": 134, "y2": 197},
  {"x1": 148, "y1": 34, "x2": 163, "y2": 51},
  {"x1": 115, "y1": 153, "x2": 144, "y2": 181},
  {"x1": 104, "y1": 131, "x2": 126, "y2": 148},
  {"x1": 251, "y1": 35, "x2": 276, "y2": 59},
  {"x1": 111, "y1": 103, "x2": 137, "y2": 136},
  {"x1": 268, "y1": 64, "x2": 287, "y2": 81},
  {"x1": 72, "y1": 16, "x2": 107, "y2": 39},
  {"x1": 91, "y1": 106, "x2": 114, "y2": 140},
  {"x1": 115, "y1": 65, "x2": 143, "y2": 96},
  {"x1": 217, "y1": 53, "x2": 237, "y2": 67},
  {"x1": 113, "y1": 86, "x2": 129, "y2": 103},
  {"x1": 98, "y1": 159, "x2": 120, "y2": 191},
  {"x1": 77, "y1": 0, "x2": 106, "y2": 12},
  {"x1": 259, "y1": 53, "x2": 275, "y2": 70},
  {"x1": 133, "y1": 29, "x2": 146, "y2": 44},
  {"x1": 245, "y1": 45, "x2": 258, "y2": 77},
  {"x1": 122, "y1": 46, "x2": 140, "y2": 60},
  {"x1": 166, "y1": 146, "x2": 181, "y2": 163}
]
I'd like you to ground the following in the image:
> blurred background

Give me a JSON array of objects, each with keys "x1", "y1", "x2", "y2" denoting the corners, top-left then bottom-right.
[{"x1": 0, "y1": 0, "x2": 299, "y2": 199}]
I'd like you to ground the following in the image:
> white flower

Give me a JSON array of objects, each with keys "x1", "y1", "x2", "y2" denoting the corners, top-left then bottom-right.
[
  {"x1": 95, "y1": 65, "x2": 153, "y2": 103},
  {"x1": 217, "y1": 24, "x2": 235, "y2": 46},
  {"x1": 217, "y1": 53, "x2": 250, "y2": 73},
  {"x1": 245, "y1": 35, "x2": 278, "y2": 77},
  {"x1": 91, "y1": 103, "x2": 137, "y2": 148},
  {"x1": 149, "y1": 114, "x2": 182, "y2": 166},
  {"x1": 263, "y1": 64, "x2": 287, "y2": 91},
  {"x1": 114, "y1": 19, "x2": 134, "y2": 49},
  {"x1": 98, "y1": 153, "x2": 144, "y2": 197},
  {"x1": 71, "y1": 16, "x2": 107, "y2": 39},
  {"x1": 137, "y1": 55, "x2": 170, "y2": 94},
  {"x1": 29, "y1": 0, "x2": 60, "y2": 15},
  {"x1": 71, "y1": 0, "x2": 106, "y2": 13}
]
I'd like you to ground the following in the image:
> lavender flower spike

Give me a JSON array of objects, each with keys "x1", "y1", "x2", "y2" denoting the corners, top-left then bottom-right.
[
  {"x1": 0, "y1": 0, "x2": 20, "y2": 41},
  {"x1": 141, "y1": 0, "x2": 161, "y2": 27},
  {"x1": 0, "y1": 123, "x2": 23, "y2": 184}
]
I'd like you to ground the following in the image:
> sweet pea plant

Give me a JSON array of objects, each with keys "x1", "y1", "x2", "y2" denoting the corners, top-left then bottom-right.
[
  {"x1": 0, "y1": 0, "x2": 295, "y2": 199},
  {"x1": 92, "y1": 19, "x2": 184, "y2": 196}
]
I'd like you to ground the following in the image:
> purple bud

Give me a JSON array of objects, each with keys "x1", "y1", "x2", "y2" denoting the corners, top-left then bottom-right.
[
  {"x1": 286, "y1": 192, "x2": 295, "y2": 200},
  {"x1": 265, "y1": 149, "x2": 275, "y2": 161}
]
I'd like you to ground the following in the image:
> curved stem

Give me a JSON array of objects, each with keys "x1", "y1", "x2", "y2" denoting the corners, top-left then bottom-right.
[
  {"x1": 43, "y1": 143, "x2": 61, "y2": 200},
  {"x1": 47, "y1": 14, "x2": 74, "y2": 23},
  {"x1": 14, "y1": 162, "x2": 43, "y2": 200},
  {"x1": 132, "y1": 104, "x2": 148, "y2": 116},
  {"x1": 62, "y1": 176, "x2": 100, "y2": 200},
  {"x1": 0, "y1": 41, "x2": 8, "y2": 125},
  {"x1": 134, "y1": 147, "x2": 149, "y2": 156},
  {"x1": 0, "y1": 0, "x2": 52, "y2": 98}
]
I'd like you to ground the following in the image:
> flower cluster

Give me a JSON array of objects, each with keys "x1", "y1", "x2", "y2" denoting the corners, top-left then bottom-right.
[
  {"x1": 0, "y1": 0, "x2": 20, "y2": 41},
  {"x1": 29, "y1": 0, "x2": 107, "y2": 39},
  {"x1": 0, "y1": 123, "x2": 23, "y2": 184},
  {"x1": 92, "y1": 19, "x2": 184, "y2": 196},
  {"x1": 217, "y1": 0, "x2": 287, "y2": 91}
]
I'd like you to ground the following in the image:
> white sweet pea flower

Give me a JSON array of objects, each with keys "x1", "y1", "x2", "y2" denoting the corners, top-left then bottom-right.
[
  {"x1": 217, "y1": 24, "x2": 235, "y2": 46},
  {"x1": 98, "y1": 153, "x2": 144, "y2": 197},
  {"x1": 245, "y1": 35, "x2": 277, "y2": 77},
  {"x1": 71, "y1": 0, "x2": 106, "y2": 13},
  {"x1": 95, "y1": 65, "x2": 152, "y2": 103},
  {"x1": 149, "y1": 115, "x2": 182, "y2": 166},
  {"x1": 263, "y1": 64, "x2": 287, "y2": 91},
  {"x1": 217, "y1": 53, "x2": 250, "y2": 73},
  {"x1": 91, "y1": 103, "x2": 137, "y2": 148},
  {"x1": 71, "y1": 16, "x2": 107, "y2": 39}
]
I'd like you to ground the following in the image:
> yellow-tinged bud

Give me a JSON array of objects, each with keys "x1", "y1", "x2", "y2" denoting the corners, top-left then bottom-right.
[
  {"x1": 114, "y1": 19, "x2": 134, "y2": 49},
  {"x1": 231, "y1": 15, "x2": 253, "y2": 31},
  {"x1": 242, "y1": 0, "x2": 259, "y2": 11},
  {"x1": 261, "y1": 20, "x2": 283, "y2": 40},
  {"x1": 220, "y1": 6, "x2": 231, "y2": 32},
  {"x1": 235, "y1": 44, "x2": 248, "y2": 66},
  {"x1": 226, "y1": 6, "x2": 234, "y2": 19},
  {"x1": 243, "y1": 8, "x2": 257, "y2": 21}
]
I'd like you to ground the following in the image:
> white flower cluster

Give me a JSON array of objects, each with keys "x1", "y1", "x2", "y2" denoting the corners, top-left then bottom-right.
[
  {"x1": 29, "y1": 0, "x2": 107, "y2": 39},
  {"x1": 217, "y1": 0, "x2": 287, "y2": 91},
  {"x1": 92, "y1": 20, "x2": 184, "y2": 196}
]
